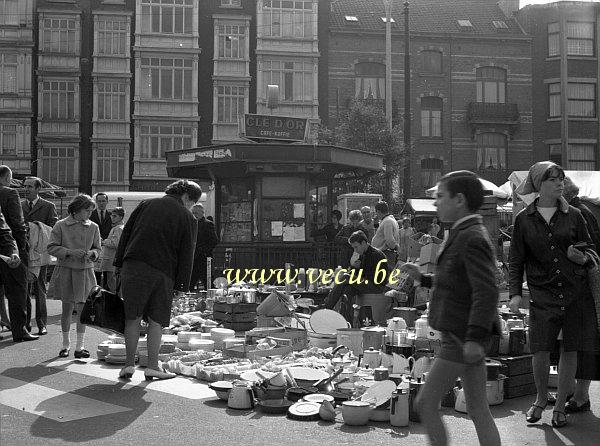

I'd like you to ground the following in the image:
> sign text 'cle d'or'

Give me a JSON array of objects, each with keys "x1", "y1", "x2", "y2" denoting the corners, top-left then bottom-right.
[{"x1": 244, "y1": 114, "x2": 307, "y2": 141}]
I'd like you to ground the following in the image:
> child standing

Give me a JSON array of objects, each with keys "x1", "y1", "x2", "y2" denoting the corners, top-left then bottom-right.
[
  {"x1": 403, "y1": 171, "x2": 500, "y2": 446},
  {"x1": 47, "y1": 194, "x2": 101, "y2": 358},
  {"x1": 101, "y1": 207, "x2": 125, "y2": 292}
]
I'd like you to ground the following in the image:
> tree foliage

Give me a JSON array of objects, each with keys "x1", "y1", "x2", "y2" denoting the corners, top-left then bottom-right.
[{"x1": 318, "y1": 100, "x2": 405, "y2": 206}]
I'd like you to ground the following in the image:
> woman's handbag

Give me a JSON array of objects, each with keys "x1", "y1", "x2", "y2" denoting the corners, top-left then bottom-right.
[
  {"x1": 80, "y1": 285, "x2": 126, "y2": 334},
  {"x1": 586, "y1": 250, "x2": 600, "y2": 331}
]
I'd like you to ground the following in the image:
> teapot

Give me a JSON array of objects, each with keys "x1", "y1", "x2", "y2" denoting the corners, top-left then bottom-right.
[{"x1": 228, "y1": 382, "x2": 255, "y2": 410}]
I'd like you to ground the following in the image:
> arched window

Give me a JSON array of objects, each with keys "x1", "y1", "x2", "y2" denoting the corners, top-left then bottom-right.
[
  {"x1": 476, "y1": 132, "x2": 506, "y2": 170},
  {"x1": 421, "y1": 158, "x2": 444, "y2": 188},
  {"x1": 355, "y1": 62, "x2": 386, "y2": 100},
  {"x1": 420, "y1": 96, "x2": 442, "y2": 137},
  {"x1": 421, "y1": 50, "x2": 442, "y2": 74},
  {"x1": 476, "y1": 67, "x2": 506, "y2": 103}
]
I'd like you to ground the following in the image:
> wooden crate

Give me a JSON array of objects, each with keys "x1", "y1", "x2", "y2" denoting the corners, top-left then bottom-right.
[
  {"x1": 222, "y1": 320, "x2": 256, "y2": 331},
  {"x1": 490, "y1": 355, "x2": 533, "y2": 377},
  {"x1": 213, "y1": 302, "x2": 258, "y2": 314},
  {"x1": 504, "y1": 382, "x2": 537, "y2": 399},
  {"x1": 504, "y1": 372, "x2": 535, "y2": 388},
  {"x1": 213, "y1": 311, "x2": 256, "y2": 323},
  {"x1": 223, "y1": 337, "x2": 294, "y2": 360}
]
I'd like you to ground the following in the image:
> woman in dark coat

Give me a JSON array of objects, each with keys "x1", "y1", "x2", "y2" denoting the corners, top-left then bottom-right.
[
  {"x1": 509, "y1": 161, "x2": 597, "y2": 428},
  {"x1": 562, "y1": 176, "x2": 600, "y2": 412},
  {"x1": 114, "y1": 180, "x2": 201, "y2": 381}
]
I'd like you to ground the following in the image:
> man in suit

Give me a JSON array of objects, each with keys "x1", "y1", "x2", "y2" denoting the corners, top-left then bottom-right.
[
  {"x1": 90, "y1": 192, "x2": 112, "y2": 286},
  {"x1": 190, "y1": 203, "x2": 219, "y2": 289},
  {"x1": 0, "y1": 166, "x2": 38, "y2": 342},
  {"x1": 22, "y1": 176, "x2": 58, "y2": 334}
]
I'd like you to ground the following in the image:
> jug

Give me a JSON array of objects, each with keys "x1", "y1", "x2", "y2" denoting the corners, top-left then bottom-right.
[
  {"x1": 228, "y1": 382, "x2": 255, "y2": 410},
  {"x1": 415, "y1": 315, "x2": 429, "y2": 338},
  {"x1": 362, "y1": 347, "x2": 382, "y2": 369},
  {"x1": 392, "y1": 353, "x2": 410, "y2": 374},
  {"x1": 454, "y1": 387, "x2": 467, "y2": 413},
  {"x1": 409, "y1": 378, "x2": 425, "y2": 422},
  {"x1": 386, "y1": 317, "x2": 407, "y2": 340},
  {"x1": 408, "y1": 353, "x2": 433, "y2": 379},
  {"x1": 390, "y1": 387, "x2": 410, "y2": 427}
]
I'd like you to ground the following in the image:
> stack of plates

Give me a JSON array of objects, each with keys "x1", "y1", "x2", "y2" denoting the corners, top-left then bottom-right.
[
  {"x1": 106, "y1": 344, "x2": 126, "y2": 364},
  {"x1": 200, "y1": 332, "x2": 212, "y2": 340},
  {"x1": 108, "y1": 334, "x2": 125, "y2": 344},
  {"x1": 210, "y1": 328, "x2": 235, "y2": 350},
  {"x1": 176, "y1": 331, "x2": 204, "y2": 351},
  {"x1": 189, "y1": 338, "x2": 215, "y2": 351},
  {"x1": 97, "y1": 341, "x2": 112, "y2": 361}
]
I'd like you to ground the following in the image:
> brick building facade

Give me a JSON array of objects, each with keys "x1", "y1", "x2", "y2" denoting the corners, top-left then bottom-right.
[
  {"x1": 327, "y1": 0, "x2": 533, "y2": 197},
  {"x1": 517, "y1": 1, "x2": 600, "y2": 170}
]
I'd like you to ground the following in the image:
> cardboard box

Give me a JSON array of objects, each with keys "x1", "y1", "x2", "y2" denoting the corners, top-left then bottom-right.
[
  {"x1": 245, "y1": 327, "x2": 308, "y2": 351},
  {"x1": 412, "y1": 286, "x2": 431, "y2": 308},
  {"x1": 418, "y1": 263, "x2": 436, "y2": 274},
  {"x1": 419, "y1": 242, "x2": 442, "y2": 265}
]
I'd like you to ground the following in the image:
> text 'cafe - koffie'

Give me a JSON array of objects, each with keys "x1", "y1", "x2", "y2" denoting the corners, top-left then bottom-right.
[{"x1": 166, "y1": 113, "x2": 384, "y2": 270}]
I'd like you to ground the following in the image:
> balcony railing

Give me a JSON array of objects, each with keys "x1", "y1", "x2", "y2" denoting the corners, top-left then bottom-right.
[{"x1": 467, "y1": 102, "x2": 519, "y2": 124}]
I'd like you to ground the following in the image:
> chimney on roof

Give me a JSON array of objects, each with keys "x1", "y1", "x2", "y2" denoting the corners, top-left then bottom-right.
[{"x1": 497, "y1": 0, "x2": 520, "y2": 18}]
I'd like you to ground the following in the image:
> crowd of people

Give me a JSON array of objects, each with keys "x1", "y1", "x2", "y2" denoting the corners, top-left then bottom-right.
[{"x1": 1, "y1": 161, "x2": 599, "y2": 445}]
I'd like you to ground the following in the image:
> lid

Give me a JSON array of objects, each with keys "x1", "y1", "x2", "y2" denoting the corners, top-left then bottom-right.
[
  {"x1": 287, "y1": 401, "x2": 321, "y2": 420},
  {"x1": 343, "y1": 400, "x2": 371, "y2": 407},
  {"x1": 360, "y1": 380, "x2": 396, "y2": 407},
  {"x1": 209, "y1": 381, "x2": 233, "y2": 391},
  {"x1": 309, "y1": 309, "x2": 348, "y2": 335},
  {"x1": 362, "y1": 326, "x2": 387, "y2": 333}
]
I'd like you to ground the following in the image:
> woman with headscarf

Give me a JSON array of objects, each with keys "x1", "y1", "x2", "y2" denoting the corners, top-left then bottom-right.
[{"x1": 509, "y1": 161, "x2": 597, "y2": 428}]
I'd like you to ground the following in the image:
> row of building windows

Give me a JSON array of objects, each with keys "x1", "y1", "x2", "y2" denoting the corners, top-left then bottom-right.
[
  {"x1": 548, "y1": 22, "x2": 595, "y2": 57},
  {"x1": 549, "y1": 82, "x2": 596, "y2": 117}
]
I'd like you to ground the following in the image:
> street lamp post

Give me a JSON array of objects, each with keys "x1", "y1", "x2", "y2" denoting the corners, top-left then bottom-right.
[
  {"x1": 402, "y1": 1, "x2": 411, "y2": 201},
  {"x1": 384, "y1": 0, "x2": 393, "y2": 132}
]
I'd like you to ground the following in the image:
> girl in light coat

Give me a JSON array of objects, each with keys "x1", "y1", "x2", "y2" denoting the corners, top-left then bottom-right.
[
  {"x1": 101, "y1": 207, "x2": 125, "y2": 292},
  {"x1": 47, "y1": 194, "x2": 100, "y2": 358}
]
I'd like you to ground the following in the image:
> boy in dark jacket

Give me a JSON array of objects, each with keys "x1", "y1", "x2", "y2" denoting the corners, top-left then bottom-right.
[{"x1": 403, "y1": 171, "x2": 500, "y2": 446}]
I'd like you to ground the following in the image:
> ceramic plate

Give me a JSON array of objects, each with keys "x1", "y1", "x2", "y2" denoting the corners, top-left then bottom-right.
[
  {"x1": 287, "y1": 367, "x2": 329, "y2": 383},
  {"x1": 360, "y1": 380, "x2": 396, "y2": 407},
  {"x1": 287, "y1": 401, "x2": 321, "y2": 420},
  {"x1": 309, "y1": 309, "x2": 349, "y2": 335}
]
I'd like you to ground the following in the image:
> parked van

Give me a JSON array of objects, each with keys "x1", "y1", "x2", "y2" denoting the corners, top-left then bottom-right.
[{"x1": 102, "y1": 190, "x2": 213, "y2": 223}]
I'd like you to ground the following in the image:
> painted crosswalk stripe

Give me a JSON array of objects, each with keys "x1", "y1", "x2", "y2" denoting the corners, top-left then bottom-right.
[
  {"x1": 45, "y1": 359, "x2": 217, "y2": 400},
  {"x1": 0, "y1": 375, "x2": 131, "y2": 422}
]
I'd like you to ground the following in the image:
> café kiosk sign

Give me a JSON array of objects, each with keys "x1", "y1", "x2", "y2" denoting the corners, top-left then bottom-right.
[{"x1": 242, "y1": 113, "x2": 308, "y2": 142}]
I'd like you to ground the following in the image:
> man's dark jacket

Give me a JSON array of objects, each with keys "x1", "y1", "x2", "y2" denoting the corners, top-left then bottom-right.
[
  {"x1": 114, "y1": 195, "x2": 197, "y2": 292},
  {"x1": 21, "y1": 197, "x2": 58, "y2": 227},
  {"x1": 90, "y1": 209, "x2": 113, "y2": 240},
  {"x1": 421, "y1": 216, "x2": 499, "y2": 343},
  {"x1": 195, "y1": 217, "x2": 219, "y2": 258},
  {"x1": 0, "y1": 186, "x2": 28, "y2": 263}
]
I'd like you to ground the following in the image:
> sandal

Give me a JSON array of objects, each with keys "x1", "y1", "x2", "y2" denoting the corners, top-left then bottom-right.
[
  {"x1": 552, "y1": 410, "x2": 567, "y2": 428},
  {"x1": 74, "y1": 349, "x2": 90, "y2": 359},
  {"x1": 59, "y1": 348, "x2": 70, "y2": 358},
  {"x1": 526, "y1": 403, "x2": 546, "y2": 423}
]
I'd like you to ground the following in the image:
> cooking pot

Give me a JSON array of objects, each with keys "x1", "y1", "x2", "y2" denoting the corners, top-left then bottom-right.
[
  {"x1": 486, "y1": 375, "x2": 506, "y2": 406},
  {"x1": 228, "y1": 382, "x2": 256, "y2": 410},
  {"x1": 341, "y1": 401, "x2": 373, "y2": 426},
  {"x1": 386, "y1": 317, "x2": 407, "y2": 340},
  {"x1": 485, "y1": 359, "x2": 503, "y2": 381},
  {"x1": 362, "y1": 326, "x2": 386, "y2": 350},
  {"x1": 362, "y1": 347, "x2": 382, "y2": 369}
]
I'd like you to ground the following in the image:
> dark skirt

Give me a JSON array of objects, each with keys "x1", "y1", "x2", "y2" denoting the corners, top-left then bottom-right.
[
  {"x1": 121, "y1": 258, "x2": 174, "y2": 327},
  {"x1": 528, "y1": 285, "x2": 598, "y2": 353}
]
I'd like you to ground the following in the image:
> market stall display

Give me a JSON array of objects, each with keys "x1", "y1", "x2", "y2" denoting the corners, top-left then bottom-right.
[{"x1": 90, "y1": 280, "x2": 538, "y2": 429}]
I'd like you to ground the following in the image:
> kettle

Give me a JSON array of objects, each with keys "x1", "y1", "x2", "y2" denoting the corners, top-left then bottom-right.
[
  {"x1": 228, "y1": 382, "x2": 255, "y2": 410},
  {"x1": 409, "y1": 351, "x2": 434, "y2": 380}
]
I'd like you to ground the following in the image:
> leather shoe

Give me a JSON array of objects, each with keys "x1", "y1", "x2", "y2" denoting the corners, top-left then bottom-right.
[
  {"x1": 565, "y1": 399, "x2": 591, "y2": 413},
  {"x1": 144, "y1": 368, "x2": 176, "y2": 381},
  {"x1": 14, "y1": 333, "x2": 39, "y2": 343},
  {"x1": 38, "y1": 327, "x2": 47, "y2": 336}
]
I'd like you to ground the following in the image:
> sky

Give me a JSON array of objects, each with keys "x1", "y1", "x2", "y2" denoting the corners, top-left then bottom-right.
[{"x1": 520, "y1": 0, "x2": 600, "y2": 6}]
